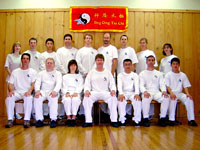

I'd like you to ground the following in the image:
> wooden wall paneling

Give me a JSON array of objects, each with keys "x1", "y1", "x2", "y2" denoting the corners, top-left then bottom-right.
[
  {"x1": 164, "y1": 13, "x2": 174, "y2": 45},
  {"x1": 63, "y1": 11, "x2": 70, "y2": 37},
  {"x1": 74, "y1": 32, "x2": 84, "y2": 49},
  {"x1": 94, "y1": 33, "x2": 103, "y2": 50},
  {"x1": 114, "y1": 32, "x2": 123, "y2": 49},
  {"x1": 126, "y1": 12, "x2": 135, "y2": 49}
]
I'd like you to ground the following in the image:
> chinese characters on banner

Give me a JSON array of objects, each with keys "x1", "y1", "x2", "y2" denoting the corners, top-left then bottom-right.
[{"x1": 70, "y1": 7, "x2": 128, "y2": 32}]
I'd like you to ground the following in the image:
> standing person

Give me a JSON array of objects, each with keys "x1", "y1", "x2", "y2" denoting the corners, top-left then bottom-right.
[
  {"x1": 4, "y1": 41, "x2": 22, "y2": 119},
  {"x1": 57, "y1": 34, "x2": 78, "y2": 73},
  {"x1": 5, "y1": 53, "x2": 37, "y2": 128},
  {"x1": 82, "y1": 54, "x2": 118, "y2": 128},
  {"x1": 117, "y1": 35, "x2": 138, "y2": 75},
  {"x1": 118, "y1": 59, "x2": 141, "y2": 126},
  {"x1": 159, "y1": 43, "x2": 178, "y2": 75},
  {"x1": 24, "y1": 37, "x2": 41, "y2": 72},
  {"x1": 62, "y1": 60, "x2": 83, "y2": 126},
  {"x1": 34, "y1": 58, "x2": 62, "y2": 128},
  {"x1": 40, "y1": 38, "x2": 66, "y2": 74},
  {"x1": 76, "y1": 34, "x2": 97, "y2": 77},
  {"x1": 165, "y1": 58, "x2": 198, "y2": 126},
  {"x1": 139, "y1": 55, "x2": 169, "y2": 127}
]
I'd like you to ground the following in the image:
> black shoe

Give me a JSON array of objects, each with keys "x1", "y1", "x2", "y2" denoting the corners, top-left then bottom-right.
[
  {"x1": 50, "y1": 120, "x2": 57, "y2": 128},
  {"x1": 35, "y1": 120, "x2": 43, "y2": 128},
  {"x1": 111, "y1": 122, "x2": 119, "y2": 128},
  {"x1": 143, "y1": 118, "x2": 150, "y2": 127},
  {"x1": 133, "y1": 121, "x2": 140, "y2": 127},
  {"x1": 24, "y1": 120, "x2": 30, "y2": 128},
  {"x1": 82, "y1": 123, "x2": 93, "y2": 128},
  {"x1": 158, "y1": 118, "x2": 167, "y2": 127},
  {"x1": 168, "y1": 121, "x2": 175, "y2": 126},
  {"x1": 119, "y1": 122, "x2": 126, "y2": 127},
  {"x1": 188, "y1": 120, "x2": 198, "y2": 126},
  {"x1": 71, "y1": 120, "x2": 76, "y2": 127},
  {"x1": 66, "y1": 120, "x2": 71, "y2": 127}
]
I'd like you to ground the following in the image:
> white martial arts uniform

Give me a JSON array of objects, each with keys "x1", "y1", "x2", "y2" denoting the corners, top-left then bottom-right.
[
  {"x1": 62, "y1": 74, "x2": 83, "y2": 116},
  {"x1": 56, "y1": 47, "x2": 78, "y2": 73},
  {"x1": 117, "y1": 72, "x2": 142, "y2": 124},
  {"x1": 76, "y1": 46, "x2": 97, "y2": 76},
  {"x1": 139, "y1": 69, "x2": 169, "y2": 119},
  {"x1": 159, "y1": 55, "x2": 178, "y2": 75},
  {"x1": 24, "y1": 50, "x2": 41, "y2": 72},
  {"x1": 34, "y1": 70, "x2": 62, "y2": 121},
  {"x1": 40, "y1": 51, "x2": 66, "y2": 74},
  {"x1": 6, "y1": 68, "x2": 37, "y2": 120},
  {"x1": 83, "y1": 69, "x2": 118, "y2": 123},
  {"x1": 165, "y1": 71, "x2": 195, "y2": 121},
  {"x1": 117, "y1": 47, "x2": 138, "y2": 75}
]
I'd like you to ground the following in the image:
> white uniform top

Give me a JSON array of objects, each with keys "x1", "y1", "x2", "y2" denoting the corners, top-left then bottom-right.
[
  {"x1": 139, "y1": 69, "x2": 166, "y2": 94},
  {"x1": 24, "y1": 50, "x2": 41, "y2": 72},
  {"x1": 35, "y1": 70, "x2": 62, "y2": 93},
  {"x1": 40, "y1": 51, "x2": 66, "y2": 74},
  {"x1": 165, "y1": 71, "x2": 191, "y2": 93},
  {"x1": 159, "y1": 55, "x2": 178, "y2": 75},
  {"x1": 117, "y1": 47, "x2": 138, "y2": 75},
  {"x1": 117, "y1": 72, "x2": 140, "y2": 95},
  {"x1": 62, "y1": 73, "x2": 84, "y2": 95},
  {"x1": 56, "y1": 46, "x2": 78, "y2": 73},
  {"x1": 9, "y1": 68, "x2": 37, "y2": 94},
  {"x1": 4, "y1": 54, "x2": 21, "y2": 81},
  {"x1": 97, "y1": 44, "x2": 118, "y2": 72},
  {"x1": 136, "y1": 49, "x2": 158, "y2": 74},
  {"x1": 84, "y1": 69, "x2": 116, "y2": 92},
  {"x1": 76, "y1": 46, "x2": 97, "y2": 75}
]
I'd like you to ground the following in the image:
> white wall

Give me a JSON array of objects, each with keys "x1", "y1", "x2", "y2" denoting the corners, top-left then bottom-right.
[{"x1": 0, "y1": 0, "x2": 200, "y2": 10}]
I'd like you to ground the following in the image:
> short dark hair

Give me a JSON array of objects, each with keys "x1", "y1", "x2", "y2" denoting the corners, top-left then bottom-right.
[
  {"x1": 147, "y1": 55, "x2": 155, "y2": 60},
  {"x1": 68, "y1": 59, "x2": 79, "y2": 74},
  {"x1": 21, "y1": 53, "x2": 31, "y2": 61},
  {"x1": 171, "y1": 57, "x2": 180, "y2": 65},
  {"x1": 163, "y1": 43, "x2": 173, "y2": 56},
  {"x1": 95, "y1": 54, "x2": 104, "y2": 61},
  {"x1": 120, "y1": 35, "x2": 128, "y2": 40},
  {"x1": 45, "y1": 38, "x2": 54, "y2": 44},
  {"x1": 64, "y1": 34, "x2": 72, "y2": 40},
  {"x1": 29, "y1": 37, "x2": 37, "y2": 43},
  {"x1": 123, "y1": 59, "x2": 132, "y2": 64}
]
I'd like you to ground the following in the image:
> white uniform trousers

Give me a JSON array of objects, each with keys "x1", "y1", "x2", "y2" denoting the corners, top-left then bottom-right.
[
  {"x1": 83, "y1": 91, "x2": 118, "y2": 123},
  {"x1": 118, "y1": 94, "x2": 142, "y2": 124},
  {"x1": 62, "y1": 96, "x2": 81, "y2": 116},
  {"x1": 34, "y1": 91, "x2": 58, "y2": 121},
  {"x1": 142, "y1": 92, "x2": 169, "y2": 119},
  {"x1": 6, "y1": 91, "x2": 33, "y2": 120},
  {"x1": 169, "y1": 92, "x2": 195, "y2": 121}
]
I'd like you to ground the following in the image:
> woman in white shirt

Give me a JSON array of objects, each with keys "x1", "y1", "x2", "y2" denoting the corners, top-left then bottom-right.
[
  {"x1": 62, "y1": 60, "x2": 84, "y2": 126},
  {"x1": 4, "y1": 41, "x2": 22, "y2": 119}
]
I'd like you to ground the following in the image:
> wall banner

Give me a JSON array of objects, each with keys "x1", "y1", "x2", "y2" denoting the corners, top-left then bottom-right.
[{"x1": 70, "y1": 6, "x2": 128, "y2": 32}]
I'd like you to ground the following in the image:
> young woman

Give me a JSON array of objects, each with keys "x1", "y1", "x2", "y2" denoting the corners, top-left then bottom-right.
[
  {"x1": 4, "y1": 41, "x2": 22, "y2": 119},
  {"x1": 62, "y1": 60, "x2": 84, "y2": 126}
]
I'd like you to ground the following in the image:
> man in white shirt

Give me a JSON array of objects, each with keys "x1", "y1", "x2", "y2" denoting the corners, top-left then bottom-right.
[
  {"x1": 139, "y1": 55, "x2": 169, "y2": 127},
  {"x1": 165, "y1": 57, "x2": 198, "y2": 126},
  {"x1": 82, "y1": 54, "x2": 118, "y2": 127},
  {"x1": 118, "y1": 59, "x2": 141, "y2": 126},
  {"x1": 5, "y1": 53, "x2": 37, "y2": 128},
  {"x1": 34, "y1": 58, "x2": 62, "y2": 128}
]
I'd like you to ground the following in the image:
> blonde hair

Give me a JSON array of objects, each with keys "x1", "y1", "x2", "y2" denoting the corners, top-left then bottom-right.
[
  {"x1": 140, "y1": 37, "x2": 148, "y2": 44},
  {"x1": 12, "y1": 41, "x2": 21, "y2": 53}
]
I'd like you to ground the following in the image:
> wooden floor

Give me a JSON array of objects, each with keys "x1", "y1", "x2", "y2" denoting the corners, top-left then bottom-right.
[{"x1": 0, "y1": 117, "x2": 200, "y2": 150}]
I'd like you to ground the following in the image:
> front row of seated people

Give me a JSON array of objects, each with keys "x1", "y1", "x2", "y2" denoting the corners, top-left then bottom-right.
[{"x1": 5, "y1": 53, "x2": 198, "y2": 128}]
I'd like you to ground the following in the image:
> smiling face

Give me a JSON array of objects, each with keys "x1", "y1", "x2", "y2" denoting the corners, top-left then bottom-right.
[
  {"x1": 140, "y1": 39, "x2": 147, "y2": 50},
  {"x1": 46, "y1": 58, "x2": 55, "y2": 72},
  {"x1": 84, "y1": 35, "x2": 92, "y2": 46},
  {"x1": 103, "y1": 33, "x2": 111, "y2": 45},
  {"x1": 14, "y1": 44, "x2": 21, "y2": 54},
  {"x1": 163, "y1": 45, "x2": 172, "y2": 56},
  {"x1": 64, "y1": 36, "x2": 72, "y2": 47}
]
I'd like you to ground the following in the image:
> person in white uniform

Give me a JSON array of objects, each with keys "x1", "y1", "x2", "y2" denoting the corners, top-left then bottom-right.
[
  {"x1": 5, "y1": 41, "x2": 22, "y2": 119},
  {"x1": 62, "y1": 60, "x2": 83, "y2": 126},
  {"x1": 139, "y1": 55, "x2": 169, "y2": 127},
  {"x1": 159, "y1": 43, "x2": 178, "y2": 75},
  {"x1": 118, "y1": 59, "x2": 141, "y2": 126},
  {"x1": 57, "y1": 34, "x2": 78, "y2": 73},
  {"x1": 82, "y1": 54, "x2": 119, "y2": 128},
  {"x1": 24, "y1": 37, "x2": 41, "y2": 72},
  {"x1": 5, "y1": 53, "x2": 37, "y2": 128},
  {"x1": 40, "y1": 38, "x2": 66, "y2": 74},
  {"x1": 34, "y1": 58, "x2": 62, "y2": 128},
  {"x1": 165, "y1": 57, "x2": 198, "y2": 126},
  {"x1": 117, "y1": 35, "x2": 138, "y2": 75}
]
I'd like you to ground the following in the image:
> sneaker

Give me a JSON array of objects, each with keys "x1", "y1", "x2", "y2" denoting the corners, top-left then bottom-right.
[
  {"x1": 24, "y1": 120, "x2": 30, "y2": 128},
  {"x1": 71, "y1": 120, "x2": 76, "y2": 127},
  {"x1": 35, "y1": 120, "x2": 43, "y2": 128},
  {"x1": 110, "y1": 122, "x2": 119, "y2": 128},
  {"x1": 188, "y1": 120, "x2": 198, "y2": 126},
  {"x1": 50, "y1": 120, "x2": 57, "y2": 128},
  {"x1": 82, "y1": 123, "x2": 93, "y2": 128},
  {"x1": 66, "y1": 120, "x2": 71, "y2": 127},
  {"x1": 133, "y1": 121, "x2": 140, "y2": 127},
  {"x1": 5, "y1": 120, "x2": 13, "y2": 128},
  {"x1": 143, "y1": 118, "x2": 150, "y2": 127},
  {"x1": 16, "y1": 113, "x2": 23, "y2": 120},
  {"x1": 168, "y1": 121, "x2": 175, "y2": 126},
  {"x1": 158, "y1": 118, "x2": 167, "y2": 127}
]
